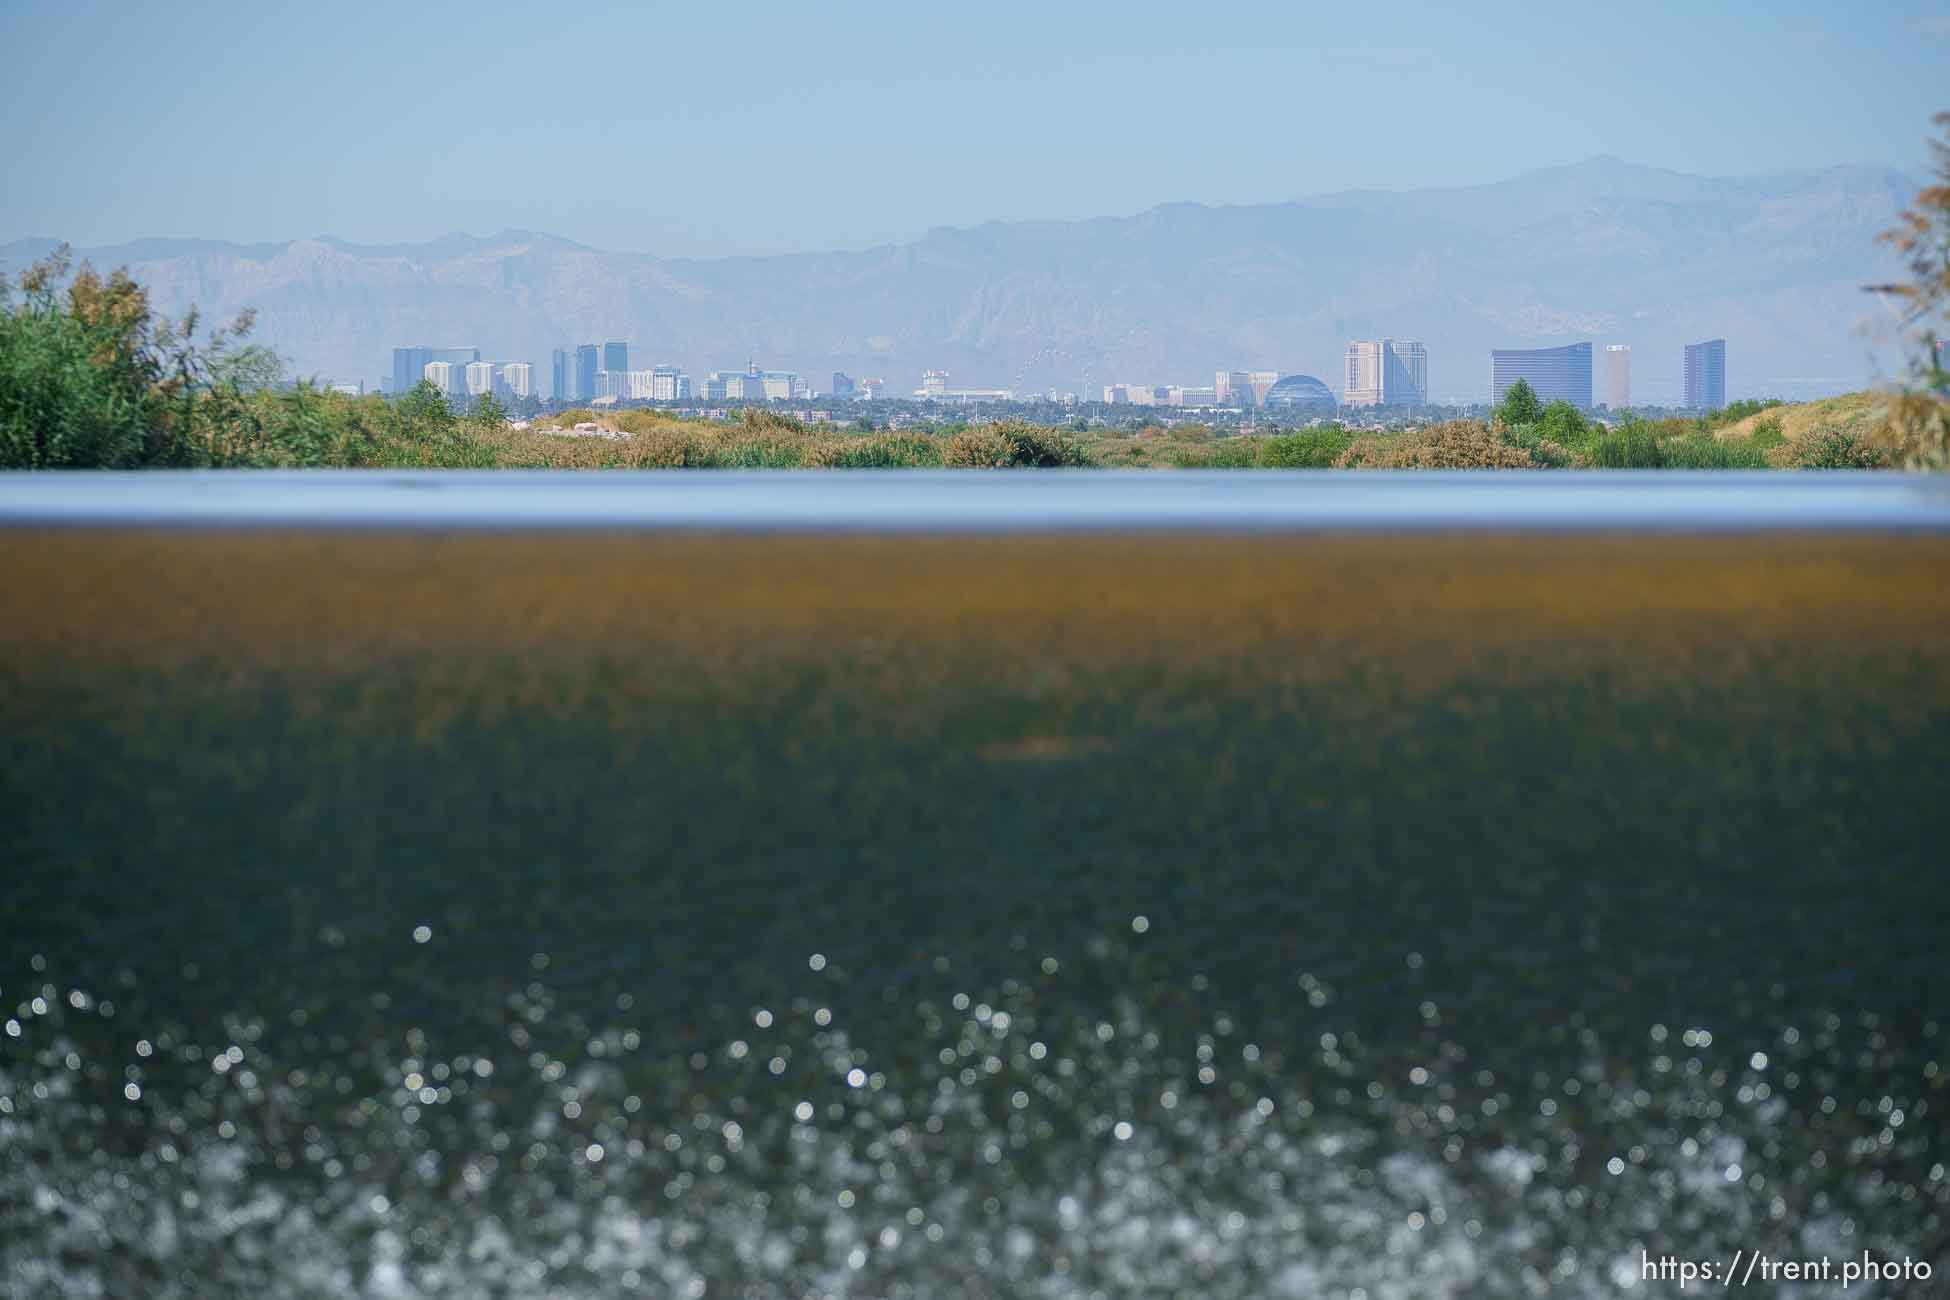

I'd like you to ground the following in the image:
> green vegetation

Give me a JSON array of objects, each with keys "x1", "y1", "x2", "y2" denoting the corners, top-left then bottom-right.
[
  {"x1": 1662, "y1": 433, "x2": 1769, "y2": 469},
  {"x1": 1492, "y1": 377, "x2": 1542, "y2": 427},
  {"x1": 1255, "y1": 427, "x2": 1357, "y2": 467},
  {"x1": 1338, "y1": 421, "x2": 1555, "y2": 468},
  {"x1": 1586, "y1": 422, "x2": 1668, "y2": 468}
]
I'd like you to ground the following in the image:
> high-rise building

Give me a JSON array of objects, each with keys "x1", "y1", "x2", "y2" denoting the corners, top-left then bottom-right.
[
  {"x1": 1604, "y1": 345, "x2": 1631, "y2": 410},
  {"x1": 1344, "y1": 340, "x2": 1428, "y2": 406},
  {"x1": 603, "y1": 341, "x2": 628, "y2": 375},
  {"x1": 464, "y1": 361, "x2": 497, "y2": 397},
  {"x1": 651, "y1": 365, "x2": 687, "y2": 401},
  {"x1": 1684, "y1": 339, "x2": 1726, "y2": 411},
  {"x1": 1247, "y1": 371, "x2": 1281, "y2": 406},
  {"x1": 392, "y1": 347, "x2": 432, "y2": 396},
  {"x1": 831, "y1": 372, "x2": 857, "y2": 398},
  {"x1": 761, "y1": 371, "x2": 798, "y2": 401},
  {"x1": 918, "y1": 370, "x2": 949, "y2": 399},
  {"x1": 494, "y1": 362, "x2": 532, "y2": 400},
  {"x1": 1388, "y1": 342, "x2": 1428, "y2": 405},
  {"x1": 1345, "y1": 343, "x2": 1381, "y2": 405},
  {"x1": 422, "y1": 361, "x2": 456, "y2": 395},
  {"x1": 1490, "y1": 342, "x2": 1593, "y2": 409},
  {"x1": 575, "y1": 345, "x2": 600, "y2": 403},
  {"x1": 552, "y1": 349, "x2": 574, "y2": 402}
]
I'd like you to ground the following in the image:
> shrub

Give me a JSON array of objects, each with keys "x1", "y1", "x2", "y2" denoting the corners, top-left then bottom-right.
[
  {"x1": 1335, "y1": 421, "x2": 1545, "y2": 469},
  {"x1": 990, "y1": 420, "x2": 1094, "y2": 467},
  {"x1": 740, "y1": 407, "x2": 806, "y2": 435},
  {"x1": 1663, "y1": 434, "x2": 1768, "y2": 469},
  {"x1": 942, "y1": 427, "x2": 1015, "y2": 467},
  {"x1": 1492, "y1": 378, "x2": 1542, "y2": 428},
  {"x1": 1886, "y1": 389, "x2": 1949, "y2": 471},
  {"x1": 1707, "y1": 398, "x2": 1785, "y2": 429},
  {"x1": 1, "y1": 251, "x2": 163, "y2": 467},
  {"x1": 1536, "y1": 400, "x2": 1592, "y2": 453},
  {"x1": 1171, "y1": 440, "x2": 1256, "y2": 468},
  {"x1": 943, "y1": 422, "x2": 1093, "y2": 468},
  {"x1": 362, "y1": 382, "x2": 501, "y2": 468},
  {"x1": 1256, "y1": 428, "x2": 1354, "y2": 468},
  {"x1": 1748, "y1": 416, "x2": 1786, "y2": 450},
  {"x1": 1586, "y1": 424, "x2": 1669, "y2": 468},
  {"x1": 714, "y1": 432, "x2": 809, "y2": 468},
  {"x1": 1497, "y1": 424, "x2": 1577, "y2": 468},
  {"x1": 197, "y1": 382, "x2": 376, "y2": 467},
  {"x1": 807, "y1": 432, "x2": 943, "y2": 468},
  {"x1": 1781, "y1": 429, "x2": 1892, "y2": 469},
  {"x1": 622, "y1": 428, "x2": 717, "y2": 468}
]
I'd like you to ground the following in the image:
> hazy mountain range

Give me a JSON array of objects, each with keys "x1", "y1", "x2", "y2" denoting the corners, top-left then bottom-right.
[{"x1": 1, "y1": 157, "x2": 1922, "y2": 404}]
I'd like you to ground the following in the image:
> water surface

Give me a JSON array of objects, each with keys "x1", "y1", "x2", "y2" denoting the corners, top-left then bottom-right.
[{"x1": 2, "y1": 489, "x2": 1946, "y2": 1297}]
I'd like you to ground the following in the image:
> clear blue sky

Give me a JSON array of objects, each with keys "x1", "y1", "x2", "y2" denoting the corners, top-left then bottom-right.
[{"x1": 3, "y1": 0, "x2": 1945, "y2": 257}]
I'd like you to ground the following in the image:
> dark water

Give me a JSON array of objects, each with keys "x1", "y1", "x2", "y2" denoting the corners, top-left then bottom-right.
[{"x1": 3, "y1": 517, "x2": 1947, "y2": 1298}]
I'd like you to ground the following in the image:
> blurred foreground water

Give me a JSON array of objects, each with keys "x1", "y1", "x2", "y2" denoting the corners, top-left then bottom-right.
[{"x1": 2, "y1": 498, "x2": 1948, "y2": 1297}]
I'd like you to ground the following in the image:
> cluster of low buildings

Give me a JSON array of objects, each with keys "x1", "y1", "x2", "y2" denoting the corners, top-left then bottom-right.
[
  {"x1": 1092, "y1": 341, "x2": 1427, "y2": 414},
  {"x1": 385, "y1": 334, "x2": 1733, "y2": 414}
]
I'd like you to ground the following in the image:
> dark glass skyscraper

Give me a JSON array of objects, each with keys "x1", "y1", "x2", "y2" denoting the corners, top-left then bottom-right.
[
  {"x1": 391, "y1": 347, "x2": 432, "y2": 396},
  {"x1": 1490, "y1": 342, "x2": 1593, "y2": 409},
  {"x1": 603, "y1": 341, "x2": 628, "y2": 376},
  {"x1": 1684, "y1": 339, "x2": 1726, "y2": 411},
  {"x1": 552, "y1": 349, "x2": 574, "y2": 402},
  {"x1": 575, "y1": 345, "x2": 600, "y2": 403}
]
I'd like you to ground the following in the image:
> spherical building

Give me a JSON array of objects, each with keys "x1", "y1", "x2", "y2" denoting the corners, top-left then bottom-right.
[{"x1": 1260, "y1": 373, "x2": 1337, "y2": 414}]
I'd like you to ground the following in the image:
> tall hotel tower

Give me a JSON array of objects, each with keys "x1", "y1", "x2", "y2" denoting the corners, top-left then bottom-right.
[
  {"x1": 1344, "y1": 340, "x2": 1429, "y2": 406},
  {"x1": 1604, "y1": 345, "x2": 1631, "y2": 409},
  {"x1": 1684, "y1": 339, "x2": 1726, "y2": 411},
  {"x1": 1489, "y1": 342, "x2": 1594, "y2": 409}
]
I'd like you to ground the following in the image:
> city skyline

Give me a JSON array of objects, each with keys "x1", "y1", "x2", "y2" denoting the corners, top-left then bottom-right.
[
  {"x1": 388, "y1": 332, "x2": 1743, "y2": 413},
  {"x1": 14, "y1": 147, "x2": 1910, "y2": 408}
]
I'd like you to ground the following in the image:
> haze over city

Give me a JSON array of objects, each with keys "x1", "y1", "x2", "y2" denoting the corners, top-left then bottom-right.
[{"x1": 4, "y1": 1, "x2": 1946, "y2": 405}]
